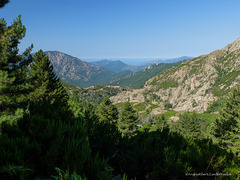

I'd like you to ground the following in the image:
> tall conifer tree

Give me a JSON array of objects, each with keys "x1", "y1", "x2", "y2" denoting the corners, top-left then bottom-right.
[
  {"x1": 0, "y1": 0, "x2": 9, "y2": 8},
  {"x1": 97, "y1": 97, "x2": 118, "y2": 124},
  {"x1": 118, "y1": 102, "x2": 138, "y2": 136},
  {"x1": 0, "y1": 16, "x2": 32, "y2": 122},
  {"x1": 28, "y1": 49, "x2": 68, "y2": 104},
  {"x1": 176, "y1": 112, "x2": 203, "y2": 139},
  {"x1": 214, "y1": 87, "x2": 240, "y2": 151}
]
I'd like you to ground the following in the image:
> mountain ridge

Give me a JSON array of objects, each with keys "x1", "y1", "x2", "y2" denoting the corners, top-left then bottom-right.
[
  {"x1": 45, "y1": 51, "x2": 131, "y2": 87},
  {"x1": 110, "y1": 37, "x2": 240, "y2": 112},
  {"x1": 89, "y1": 59, "x2": 130, "y2": 73},
  {"x1": 109, "y1": 61, "x2": 183, "y2": 89},
  {"x1": 89, "y1": 56, "x2": 193, "y2": 73},
  {"x1": 45, "y1": 51, "x2": 191, "y2": 88}
]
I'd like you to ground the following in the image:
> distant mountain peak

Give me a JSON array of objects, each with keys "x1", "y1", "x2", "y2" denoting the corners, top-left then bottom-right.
[
  {"x1": 45, "y1": 51, "x2": 114, "y2": 87},
  {"x1": 44, "y1": 51, "x2": 132, "y2": 87},
  {"x1": 89, "y1": 59, "x2": 129, "y2": 73}
]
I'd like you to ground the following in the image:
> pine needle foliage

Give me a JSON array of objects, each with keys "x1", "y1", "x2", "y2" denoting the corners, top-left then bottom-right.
[
  {"x1": 214, "y1": 86, "x2": 240, "y2": 152},
  {"x1": 28, "y1": 49, "x2": 68, "y2": 104},
  {"x1": 0, "y1": 0, "x2": 9, "y2": 8},
  {"x1": 175, "y1": 112, "x2": 203, "y2": 139},
  {"x1": 0, "y1": 16, "x2": 32, "y2": 123},
  {"x1": 118, "y1": 102, "x2": 138, "y2": 137},
  {"x1": 97, "y1": 97, "x2": 118, "y2": 124}
]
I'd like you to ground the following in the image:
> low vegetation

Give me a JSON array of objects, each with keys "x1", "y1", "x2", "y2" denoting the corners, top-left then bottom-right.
[{"x1": 62, "y1": 82, "x2": 128, "y2": 105}]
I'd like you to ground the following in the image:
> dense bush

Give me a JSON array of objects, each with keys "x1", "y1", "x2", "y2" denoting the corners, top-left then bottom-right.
[
  {"x1": 164, "y1": 102, "x2": 173, "y2": 109},
  {"x1": 113, "y1": 128, "x2": 238, "y2": 180}
]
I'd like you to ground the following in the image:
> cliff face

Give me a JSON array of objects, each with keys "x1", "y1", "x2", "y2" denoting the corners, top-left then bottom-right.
[{"x1": 111, "y1": 38, "x2": 240, "y2": 112}]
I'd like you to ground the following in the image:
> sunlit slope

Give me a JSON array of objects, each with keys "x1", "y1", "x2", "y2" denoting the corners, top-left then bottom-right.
[{"x1": 111, "y1": 38, "x2": 240, "y2": 112}]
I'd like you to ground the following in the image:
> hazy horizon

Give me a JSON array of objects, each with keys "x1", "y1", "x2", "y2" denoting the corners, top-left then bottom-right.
[
  {"x1": 82, "y1": 56, "x2": 193, "y2": 65},
  {"x1": 82, "y1": 57, "x2": 163, "y2": 65},
  {"x1": 1, "y1": 0, "x2": 240, "y2": 61}
]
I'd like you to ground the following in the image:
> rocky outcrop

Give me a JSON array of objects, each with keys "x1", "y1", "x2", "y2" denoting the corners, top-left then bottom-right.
[{"x1": 111, "y1": 38, "x2": 240, "y2": 112}]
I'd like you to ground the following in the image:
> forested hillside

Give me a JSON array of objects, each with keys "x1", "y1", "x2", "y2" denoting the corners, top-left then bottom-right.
[
  {"x1": 1, "y1": 3, "x2": 240, "y2": 179},
  {"x1": 46, "y1": 52, "x2": 190, "y2": 89},
  {"x1": 89, "y1": 57, "x2": 192, "y2": 73},
  {"x1": 109, "y1": 61, "x2": 183, "y2": 89}
]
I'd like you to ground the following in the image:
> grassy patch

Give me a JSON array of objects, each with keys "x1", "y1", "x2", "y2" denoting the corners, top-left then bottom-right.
[
  {"x1": 150, "y1": 104, "x2": 159, "y2": 110},
  {"x1": 211, "y1": 70, "x2": 240, "y2": 96},
  {"x1": 134, "y1": 102, "x2": 160, "y2": 113},
  {"x1": 158, "y1": 80, "x2": 178, "y2": 90},
  {"x1": 150, "y1": 78, "x2": 158, "y2": 86},
  {"x1": 195, "y1": 112, "x2": 219, "y2": 123},
  {"x1": 155, "y1": 110, "x2": 177, "y2": 120},
  {"x1": 134, "y1": 102, "x2": 149, "y2": 112}
]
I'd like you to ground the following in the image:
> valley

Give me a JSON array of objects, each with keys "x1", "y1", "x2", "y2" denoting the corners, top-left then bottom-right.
[
  {"x1": 59, "y1": 37, "x2": 240, "y2": 137},
  {"x1": 61, "y1": 37, "x2": 240, "y2": 156},
  {"x1": 61, "y1": 37, "x2": 240, "y2": 116},
  {"x1": 46, "y1": 51, "x2": 191, "y2": 88}
]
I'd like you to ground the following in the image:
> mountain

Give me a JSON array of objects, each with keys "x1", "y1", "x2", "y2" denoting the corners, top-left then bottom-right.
[
  {"x1": 89, "y1": 59, "x2": 129, "y2": 73},
  {"x1": 89, "y1": 57, "x2": 192, "y2": 73},
  {"x1": 109, "y1": 61, "x2": 183, "y2": 89},
  {"x1": 89, "y1": 59, "x2": 147, "y2": 72},
  {"x1": 45, "y1": 51, "x2": 131, "y2": 87},
  {"x1": 110, "y1": 38, "x2": 240, "y2": 112}
]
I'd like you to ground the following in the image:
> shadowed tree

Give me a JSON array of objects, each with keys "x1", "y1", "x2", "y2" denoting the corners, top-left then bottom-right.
[
  {"x1": 0, "y1": 0, "x2": 9, "y2": 8},
  {"x1": 118, "y1": 102, "x2": 138, "y2": 136},
  {"x1": 175, "y1": 112, "x2": 203, "y2": 139}
]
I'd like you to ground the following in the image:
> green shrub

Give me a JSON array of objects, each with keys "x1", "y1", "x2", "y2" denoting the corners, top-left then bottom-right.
[{"x1": 164, "y1": 102, "x2": 173, "y2": 109}]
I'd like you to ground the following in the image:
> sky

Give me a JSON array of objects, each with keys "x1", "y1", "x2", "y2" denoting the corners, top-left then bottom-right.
[{"x1": 1, "y1": 0, "x2": 240, "y2": 61}]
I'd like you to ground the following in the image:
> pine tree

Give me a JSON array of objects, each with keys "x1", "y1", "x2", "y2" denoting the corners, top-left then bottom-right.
[
  {"x1": 118, "y1": 102, "x2": 138, "y2": 136},
  {"x1": 97, "y1": 97, "x2": 118, "y2": 124},
  {"x1": 68, "y1": 90, "x2": 85, "y2": 119},
  {"x1": 0, "y1": 15, "x2": 112, "y2": 179},
  {"x1": 214, "y1": 87, "x2": 240, "y2": 151},
  {"x1": 175, "y1": 112, "x2": 203, "y2": 139},
  {"x1": 28, "y1": 49, "x2": 68, "y2": 104},
  {"x1": 68, "y1": 91, "x2": 99, "y2": 132},
  {"x1": 0, "y1": 0, "x2": 9, "y2": 8},
  {"x1": 0, "y1": 16, "x2": 32, "y2": 123}
]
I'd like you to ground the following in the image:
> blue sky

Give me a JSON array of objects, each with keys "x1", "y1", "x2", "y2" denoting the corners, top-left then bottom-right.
[{"x1": 1, "y1": 0, "x2": 240, "y2": 60}]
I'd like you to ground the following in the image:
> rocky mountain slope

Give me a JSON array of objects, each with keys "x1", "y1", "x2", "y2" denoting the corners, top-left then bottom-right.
[
  {"x1": 111, "y1": 38, "x2": 240, "y2": 112},
  {"x1": 45, "y1": 51, "x2": 131, "y2": 87}
]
